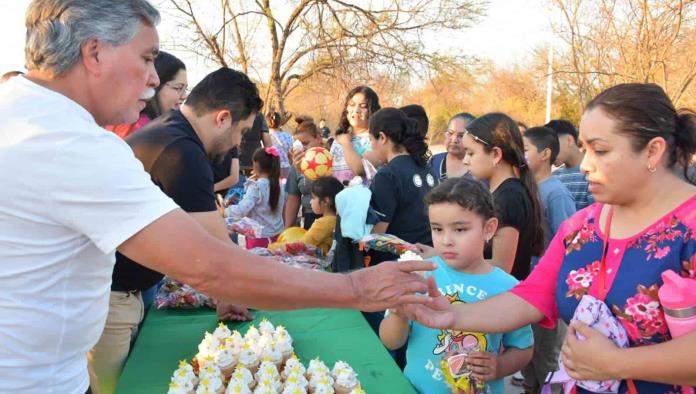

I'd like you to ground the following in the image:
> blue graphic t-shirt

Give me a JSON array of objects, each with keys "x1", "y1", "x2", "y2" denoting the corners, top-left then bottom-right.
[{"x1": 403, "y1": 257, "x2": 533, "y2": 394}]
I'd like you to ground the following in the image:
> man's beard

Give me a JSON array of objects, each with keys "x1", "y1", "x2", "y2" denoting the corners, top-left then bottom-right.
[{"x1": 208, "y1": 137, "x2": 229, "y2": 164}]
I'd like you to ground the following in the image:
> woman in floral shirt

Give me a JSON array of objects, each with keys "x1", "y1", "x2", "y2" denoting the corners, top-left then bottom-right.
[{"x1": 403, "y1": 83, "x2": 696, "y2": 393}]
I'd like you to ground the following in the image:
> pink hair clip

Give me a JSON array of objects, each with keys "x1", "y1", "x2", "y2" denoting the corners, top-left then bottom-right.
[{"x1": 264, "y1": 146, "x2": 280, "y2": 157}]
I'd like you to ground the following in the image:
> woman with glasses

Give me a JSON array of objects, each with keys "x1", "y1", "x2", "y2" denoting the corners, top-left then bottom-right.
[
  {"x1": 429, "y1": 112, "x2": 476, "y2": 181},
  {"x1": 105, "y1": 51, "x2": 187, "y2": 139}
]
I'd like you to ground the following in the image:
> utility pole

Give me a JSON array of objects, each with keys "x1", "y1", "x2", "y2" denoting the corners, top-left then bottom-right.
[{"x1": 545, "y1": 43, "x2": 553, "y2": 123}]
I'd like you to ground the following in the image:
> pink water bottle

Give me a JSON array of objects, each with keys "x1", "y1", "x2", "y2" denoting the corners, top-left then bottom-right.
[
  {"x1": 659, "y1": 270, "x2": 696, "y2": 394},
  {"x1": 659, "y1": 270, "x2": 696, "y2": 338}
]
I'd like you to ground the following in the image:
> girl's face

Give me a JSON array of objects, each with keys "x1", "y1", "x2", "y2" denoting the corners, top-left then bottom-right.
[
  {"x1": 429, "y1": 202, "x2": 497, "y2": 270},
  {"x1": 310, "y1": 193, "x2": 325, "y2": 215},
  {"x1": 368, "y1": 132, "x2": 388, "y2": 165},
  {"x1": 578, "y1": 107, "x2": 657, "y2": 205},
  {"x1": 294, "y1": 131, "x2": 322, "y2": 151},
  {"x1": 157, "y1": 68, "x2": 188, "y2": 113},
  {"x1": 252, "y1": 160, "x2": 263, "y2": 177},
  {"x1": 346, "y1": 92, "x2": 370, "y2": 131},
  {"x1": 461, "y1": 135, "x2": 496, "y2": 181}
]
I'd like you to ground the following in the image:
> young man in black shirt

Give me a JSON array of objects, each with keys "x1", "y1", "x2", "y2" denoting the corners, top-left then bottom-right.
[{"x1": 91, "y1": 68, "x2": 257, "y2": 390}]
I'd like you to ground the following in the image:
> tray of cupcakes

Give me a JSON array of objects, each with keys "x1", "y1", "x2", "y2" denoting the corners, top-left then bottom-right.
[{"x1": 166, "y1": 319, "x2": 364, "y2": 394}]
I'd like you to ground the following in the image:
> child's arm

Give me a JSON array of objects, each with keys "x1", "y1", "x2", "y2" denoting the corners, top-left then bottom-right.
[
  {"x1": 379, "y1": 310, "x2": 410, "y2": 350},
  {"x1": 225, "y1": 182, "x2": 261, "y2": 220},
  {"x1": 466, "y1": 346, "x2": 533, "y2": 383}
]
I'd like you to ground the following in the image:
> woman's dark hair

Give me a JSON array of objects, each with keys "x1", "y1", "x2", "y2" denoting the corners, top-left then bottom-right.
[
  {"x1": 252, "y1": 147, "x2": 281, "y2": 212},
  {"x1": 425, "y1": 177, "x2": 496, "y2": 221},
  {"x1": 185, "y1": 67, "x2": 264, "y2": 122},
  {"x1": 266, "y1": 111, "x2": 288, "y2": 129},
  {"x1": 399, "y1": 104, "x2": 429, "y2": 138},
  {"x1": 294, "y1": 116, "x2": 320, "y2": 138},
  {"x1": 466, "y1": 112, "x2": 544, "y2": 255},
  {"x1": 336, "y1": 86, "x2": 381, "y2": 135},
  {"x1": 311, "y1": 176, "x2": 344, "y2": 212},
  {"x1": 369, "y1": 108, "x2": 431, "y2": 166},
  {"x1": 450, "y1": 112, "x2": 476, "y2": 126},
  {"x1": 585, "y1": 83, "x2": 696, "y2": 177},
  {"x1": 143, "y1": 51, "x2": 186, "y2": 119}
]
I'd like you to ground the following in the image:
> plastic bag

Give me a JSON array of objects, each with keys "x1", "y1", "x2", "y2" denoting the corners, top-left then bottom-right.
[
  {"x1": 226, "y1": 217, "x2": 264, "y2": 237},
  {"x1": 154, "y1": 277, "x2": 216, "y2": 309},
  {"x1": 268, "y1": 241, "x2": 323, "y2": 258},
  {"x1": 358, "y1": 233, "x2": 418, "y2": 255}
]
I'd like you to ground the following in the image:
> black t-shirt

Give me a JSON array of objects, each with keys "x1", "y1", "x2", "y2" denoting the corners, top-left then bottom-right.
[
  {"x1": 211, "y1": 147, "x2": 239, "y2": 196},
  {"x1": 320, "y1": 126, "x2": 331, "y2": 139},
  {"x1": 112, "y1": 109, "x2": 217, "y2": 291},
  {"x1": 239, "y1": 113, "x2": 269, "y2": 170},
  {"x1": 486, "y1": 178, "x2": 534, "y2": 280},
  {"x1": 369, "y1": 155, "x2": 437, "y2": 264}
]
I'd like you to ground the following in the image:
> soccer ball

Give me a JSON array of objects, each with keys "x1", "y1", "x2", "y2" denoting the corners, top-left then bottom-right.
[{"x1": 300, "y1": 147, "x2": 333, "y2": 181}]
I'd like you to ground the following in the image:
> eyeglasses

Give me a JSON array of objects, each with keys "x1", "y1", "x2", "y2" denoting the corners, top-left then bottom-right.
[
  {"x1": 444, "y1": 129, "x2": 490, "y2": 146},
  {"x1": 165, "y1": 83, "x2": 189, "y2": 96}
]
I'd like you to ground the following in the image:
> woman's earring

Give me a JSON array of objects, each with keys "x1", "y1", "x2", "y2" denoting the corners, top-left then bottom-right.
[{"x1": 647, "y1": 163, "x2": 657, "y2": 173}]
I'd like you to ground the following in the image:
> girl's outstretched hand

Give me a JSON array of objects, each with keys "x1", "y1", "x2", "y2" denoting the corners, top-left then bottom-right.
[{"x1": 400, "y1": 276, "x2": 456, "y2": 329}]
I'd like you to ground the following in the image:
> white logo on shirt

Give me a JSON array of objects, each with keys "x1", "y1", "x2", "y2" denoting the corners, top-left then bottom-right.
[
  {"x1": 426, "y1": 173, "x2": 435, "y2": 187},
  {"x1": 413, "y1": 174, "x2": 423, "y2": 188}
]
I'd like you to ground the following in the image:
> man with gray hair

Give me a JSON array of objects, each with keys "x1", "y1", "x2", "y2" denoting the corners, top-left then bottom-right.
[{"x1": 0, "y1": 1, "x2": 434, "y2": 393}]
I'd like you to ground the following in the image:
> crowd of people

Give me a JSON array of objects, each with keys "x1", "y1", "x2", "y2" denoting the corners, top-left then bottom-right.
[{"x1": 1, "y1": 1, "x2": 695, "y2": 394}]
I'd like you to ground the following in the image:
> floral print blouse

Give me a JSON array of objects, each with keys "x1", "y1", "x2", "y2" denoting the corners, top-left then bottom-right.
[{"x1": 512, "y1": 196, "x2": 696, "y2": 394}]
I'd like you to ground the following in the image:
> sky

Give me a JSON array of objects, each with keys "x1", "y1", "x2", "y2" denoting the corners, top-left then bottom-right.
[{"x1": 0, "y1": 0, "x2": 555, "y2": 85}]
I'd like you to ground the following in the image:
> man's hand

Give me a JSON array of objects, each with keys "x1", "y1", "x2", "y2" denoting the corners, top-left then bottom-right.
[
  {"x1": 400, "y1": 276, "x2": 456, "y2": 329},
  {"x1": 467, "y1": 351, "x2": 499, "y2": 382},
  {"x1": 216, "y1": 302, "x2": 254, "y2": 322},
  {"x1": 347, "y1": 260, "x2": 436, "y2": 312}
]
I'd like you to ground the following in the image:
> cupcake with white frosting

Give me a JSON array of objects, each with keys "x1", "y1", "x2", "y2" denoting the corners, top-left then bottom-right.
[
  {"x1": 225, "y1": 379, "x2": 252, "y2": 394},
  {"x1": 281, "y1": 385, "x2": 308, "y2": 394},
  {"x1": 215, "y1": 347, "x2": 237, "y2": 380},
  {"x1": 283, "y1": 372, "x2": 309, "y2": 390},
  {"x1": 244, "y1": 326, "x2": 261, "y2": 342},
  {"x1": 167, "y1": 380, "x2": 194, "y2": 394},
  {"x1": 231, "y1": 366, "x2": 256, "y2": 390},
  {"x1": 274, "y1": 332, "x2": 294, "y2": 362},
  {"x1": 258, "y1": 319, "x2": 275, "y2": 336},
  {"x1": 306, "y1": 358, "x2": 330, "y2": 379},
  {"x1": 213, "y1": 322, "x2": 232, "y2": 343},
  {"x1": 282, "y1": 356, "x2": 306, "y2": 379},
  {"x1": 333, "y1": 368, "x2": 359, "y2": 394},
  {"x1": 238, "y1": 342, "x2": 261, "y2": 374}
]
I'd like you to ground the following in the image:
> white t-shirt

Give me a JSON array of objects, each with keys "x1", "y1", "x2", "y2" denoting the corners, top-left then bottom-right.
[{"x1": 0, "y1": 77, "x2": 179, "y2": 393}]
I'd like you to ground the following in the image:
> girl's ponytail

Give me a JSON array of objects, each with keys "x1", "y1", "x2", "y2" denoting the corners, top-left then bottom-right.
[{"x1": 252, "y1": 147, "x2": 282, "y2": 212}]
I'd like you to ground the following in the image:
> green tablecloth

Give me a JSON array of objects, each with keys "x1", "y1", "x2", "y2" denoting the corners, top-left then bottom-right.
[{"x1": 115, "y1": 307, "x2": 416, "y2": 394}]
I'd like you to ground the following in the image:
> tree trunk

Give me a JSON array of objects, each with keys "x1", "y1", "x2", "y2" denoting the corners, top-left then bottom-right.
[{"x1": 267, "y1": 73, "x2": 286, "y2": 118}]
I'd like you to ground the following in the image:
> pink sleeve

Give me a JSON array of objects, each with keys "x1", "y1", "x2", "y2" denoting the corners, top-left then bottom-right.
[{"x1": 511, "y1": 226, "x2": 567, "y2": 329}]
